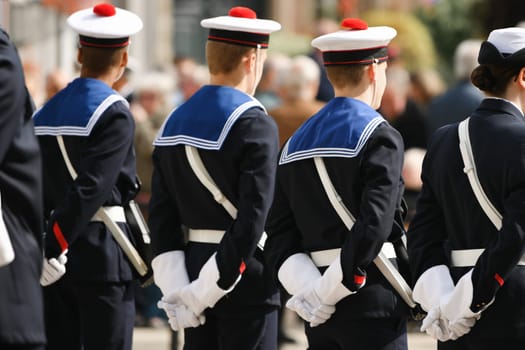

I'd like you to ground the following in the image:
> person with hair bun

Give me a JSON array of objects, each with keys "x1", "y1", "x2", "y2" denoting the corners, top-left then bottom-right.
[{"x1": 407, "y1": 27, "x2": 525, "y2": 349}]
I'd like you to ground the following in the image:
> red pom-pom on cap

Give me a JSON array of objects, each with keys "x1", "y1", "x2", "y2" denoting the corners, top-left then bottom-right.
[
  {"x1": 228, "y1": 6, "x2": 257, "y2": 19},
  {"x1": 93, "y1": 3, "x2": 116, "y2": 17},
  {"x1": 341, "y1": 18, "x2": 368, "y2": 30}
]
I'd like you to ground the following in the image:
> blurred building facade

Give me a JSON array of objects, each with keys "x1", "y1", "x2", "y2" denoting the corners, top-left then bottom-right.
[
  {"x1": 1, "y1": 0, "x2": 173, "y2": 102},
  {"x1": 0, "y1": 0, "x2": 427, "y2": 92}
]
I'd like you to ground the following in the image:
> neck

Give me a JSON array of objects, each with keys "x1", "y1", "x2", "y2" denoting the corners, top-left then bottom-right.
[
  {"x1": 210, "y1": 73, "x2": 252, "y2": 95},
  {"x1": 334, "y1": 82, "x2": 374, "y2": 107},
  {"x1": 80, "y1": 67, "x2": 121, "y2": 88},
  {"x1": 497, "y1": 84, "x2": 525, "y2": 115}
]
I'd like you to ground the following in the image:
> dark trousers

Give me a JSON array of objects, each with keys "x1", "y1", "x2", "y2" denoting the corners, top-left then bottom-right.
[
  {"x1": 183, "y1": 309, "x2": 278, "y2": 350},
  {"x1": 44, "y1": 279, "x2": 135, "y2": 350},
  {"x1": 439, "y1": 335, "x2": 525, "y2": 350},
  {"x1": 305, "y1": 317, "x2": 408, "y2": 350}
]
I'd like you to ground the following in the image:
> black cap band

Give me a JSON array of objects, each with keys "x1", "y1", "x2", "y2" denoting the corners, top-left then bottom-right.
[
  {"x1": 322, "y1": 46, "x2": 388, "y2": 66},
  {"x1": 79, "y1": 35, "x2": 129, "y2": 48},
  {"x1": 208, "y1": 29, "x2": 269, "y2": 48},
  {"x1": 478, "y1": 41, "x2": 525, "y2": 67}
]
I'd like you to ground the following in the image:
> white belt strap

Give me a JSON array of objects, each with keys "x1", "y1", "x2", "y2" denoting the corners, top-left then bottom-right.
[
  {"x1": 91, "y1": 206, "x2": 126, "y2": 223},
  {"x1": 458, "y1": 118, "x2": 502, "y2": 230},
  {"x1": 314, "y1": 157, "x2": 356, "y2": 229},
  {"x1": 188, "y1": 229, "x2": 267, "y2": 250},
  {"x1": 311, "y1": 242, "x2": 396, "y2": 267},
  {"x1": 185, "y1": 145, "x2": 266, "y2": 250},
  {"x1": 185, "y1": 146, "x2": 238, "y2": 219},
  {"x1": 56, "y1": 135, "x2": 148, "y2": 276},
  {"x1": 313, "y1": 156, "x2": 416, "y2": 308},
  {"x1": 452, "y1": 248, "x2": 525, "y2": 267}
]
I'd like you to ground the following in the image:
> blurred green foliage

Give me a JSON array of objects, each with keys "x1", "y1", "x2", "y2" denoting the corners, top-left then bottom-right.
[
  {"x1": 413, "y1": 0, "x2": 485, "y2": 82},
  {"x1": 363, "y1": 10, "x2": 437, "y2": 72}
]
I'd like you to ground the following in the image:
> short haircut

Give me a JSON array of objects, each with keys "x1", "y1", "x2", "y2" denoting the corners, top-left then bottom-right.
[
  {"x1": 81, "y1": 46, "x2": 127, "y2": 75},
  {"x1": 325, "y1": 64, "x2": 366, "y2": 89},
  {"x1": 206, "y1": 41, "x2": 254, "y2": 75}
]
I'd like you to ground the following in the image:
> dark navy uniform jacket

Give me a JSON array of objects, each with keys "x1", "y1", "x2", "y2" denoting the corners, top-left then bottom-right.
[
  {"x1": 0, "y1": 29, "x2": 45, "y2": 345},
  {"x1": 33, "y1": 78, "x2": 138, "y2": 282},
  {"x1": 150, "y1": 85, "x2": 280, "y2": 316},
  {"x1": 408, "y1": 98, "x2": 525, "y2": 339},
  {"x1": 265, "y1": 97, "x2": 408, "y2": 321}
]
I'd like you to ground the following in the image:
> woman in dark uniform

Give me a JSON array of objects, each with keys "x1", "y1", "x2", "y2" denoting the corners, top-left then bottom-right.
[{"x1": 408, "y1": 27, "x2": 525, "y2": 350}]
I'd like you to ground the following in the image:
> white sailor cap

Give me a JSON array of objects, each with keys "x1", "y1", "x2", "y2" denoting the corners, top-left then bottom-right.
[
  {"x1": 311, "y1": 18, "x2": 397, "y2": 66},
  {"x1": 478, "y1": 27, "x2": 525, "y2": 66},
  {"x1": 200, "y1": 7, "x2": 281, "y2": 48},
  {"x1": 67, "y1": 3, "x2": 143, "y2": 48}
]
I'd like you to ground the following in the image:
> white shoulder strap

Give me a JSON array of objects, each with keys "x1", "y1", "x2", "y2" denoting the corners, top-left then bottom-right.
[
  {"x1": 57, "y1": 135, "x2": 78, "y2": 179},
  {"x1": 313, "y1": 156, "x2": 417, "y2": 308},
  {"x1": 184, "y1": 145, "x2": 268, "y2": 250},
  {"x1": 56, "y1": 135, "x2": 148, "y2": 276},
  {"x1": 184, "y1": 145, "x2": 238, "y2": 219},
  {"x1": 313, "y1": 157, "x2": 355, "y2": 230},
  {"x1": 458, "y1": 118, "x2": 502, "y2": 230}
]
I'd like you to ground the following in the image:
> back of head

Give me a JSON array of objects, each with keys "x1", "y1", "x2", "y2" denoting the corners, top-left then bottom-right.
[
  {"x1": 471, "y1": 27, "x2": 525, "y2": 96},
  {"x1": 454, "y1": 39, "x2": 482, "y2": 80},
  {"x1": 311, "y1": 18, "x2": 397, "y2": 90},
  {"x1": 67, "y1": 3, "x2": 143, "y2": 75},
  {"x1": 201, "y1": 7, "x2": 281, "y2": 75}
]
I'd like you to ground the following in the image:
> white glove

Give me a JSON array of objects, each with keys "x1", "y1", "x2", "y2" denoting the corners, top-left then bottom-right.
[
  {"x1": 278, "y1": 253, "x2": 322, "y2": 295},
  {"x1": 176, "y1": 253, "x2": 238, "y2": 316},
  {"x1": 440, "y1": 270, "x2": 488, "y2": 339},
  {"x1": 152, "y1": 250, "x2": 206, "y2": 330},
  {"x1": 152, "y1": 250, "x2": 190, "y2": 296},
  {"x1": 157, "y1": 299, "x2": 205, "y2": 331},
  {"x1": 420, "y1": 307, "x2": 454, "y2": 342},
  {"x1": 278, "y1": 253, "x2": 335, "y2": 326},
  {"x1": 286, "y1": 284, "x2": 336, "y2": 327},
  {"x1": 413, "y1": 265, "x2": 455, "y2": 313},
  {"x1": 40, "y1": 250, "x2": 68, "y2": 286},
  {"x1": 412, "y1": 265, "x2": 456, "y2": 341},
  {"x1": 312, "y1": 256, "x2": 354, "y2": 305}
]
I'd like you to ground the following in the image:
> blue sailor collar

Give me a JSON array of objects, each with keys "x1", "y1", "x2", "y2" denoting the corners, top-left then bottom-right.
[
  {"x1": 279, "y1": 97, "x2": 385, "y2": 165},
  {"x1": 153, "y1": 85, "x2": 265, "y2": 150},
  {"x1": 33, "y1": 78, "x2": 127, "y2": 137}
]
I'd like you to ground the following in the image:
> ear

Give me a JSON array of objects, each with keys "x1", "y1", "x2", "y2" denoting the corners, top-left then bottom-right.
[
  {"x1": 77, "y1": 47, "x2": 83, "y2": 64},
  {"x1": 518, "y1": 67, "x2": 525, "y2": 89},
  {"x1": 367, "y1": 63, "x2": 376, "y2": 82},
  {"x1": 121, "y1": 50, "x2": 129, "y2": 69},
  {"x1": 243, "y1": 50, "x2": 256, "y2": 73}
]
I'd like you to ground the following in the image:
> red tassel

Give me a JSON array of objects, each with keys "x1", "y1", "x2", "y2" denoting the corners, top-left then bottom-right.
[
  {"x1": 53, "y1": 222, "x2": 68, "y2": 252},
  {"x1": 239, "y1": 260, "x2": 246, "y2": 274},
  {"x1": 494, "y1": 273, "x2": 504, "y2": 286},
  {"x1": 341, "y1": 18, "x2": 368, "y2": 30},
  {"x1": 229, "y1": 7, "x2": 257, "y2": 19},
  {"x1": 93, "y1": 3, "x2": 116, "y2": 17}
]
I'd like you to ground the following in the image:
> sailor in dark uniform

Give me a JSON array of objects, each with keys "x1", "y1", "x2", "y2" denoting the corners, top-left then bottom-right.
[
  {"x1": 408, "y1": 27, "x2": 525, "y2": 350},
  {"x1": 264, "y1": 19, "x2": 409, "y2": 350},
  {"x1": 0, "y1": 29, "x2": 45, "y2": 350},
  {"x1": 149, "y1": 6, "x2": 281, "y2": 350},
  {"x1": 33, "y1": 4, "x2": 143, "y2": 350}
]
